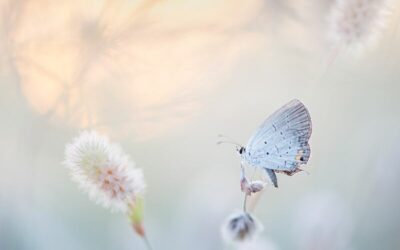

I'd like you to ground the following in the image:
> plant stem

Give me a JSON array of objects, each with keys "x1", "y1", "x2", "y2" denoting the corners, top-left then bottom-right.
[
  {"x1": 142, "y1": 234, "x2": 153, "y2": 250},
  {"x1": 241, "y1": 163, "x2": 248, "y2": 213},
  {"x1": 243, "y1": 194, "x2": 248, "y2": 212},
  {"x1": 247, "y1": 190, "x2": 263, "y2": 213}
]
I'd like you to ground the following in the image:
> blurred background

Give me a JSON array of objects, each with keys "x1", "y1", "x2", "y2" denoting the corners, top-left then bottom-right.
[{"x1": 0, "y1": 0, "x2": 400, "y2": 249}]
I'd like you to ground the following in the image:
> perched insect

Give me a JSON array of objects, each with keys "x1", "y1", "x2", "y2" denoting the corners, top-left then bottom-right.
[{"x1": 219, "y1": 99, "x2": 312, "y2": 188}]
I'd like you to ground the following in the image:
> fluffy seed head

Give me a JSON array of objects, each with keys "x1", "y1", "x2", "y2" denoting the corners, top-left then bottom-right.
[
  {"x1": 221, "y1": 211, "x2": 263, "y2": 243},
  {"x1": 328, "y1": 0, "x2": 391, "y2": 51},
  {"x1": 64, "y1": 130, "x2": 145, "y2": 213},
  {"x1": 241, "y1": 177, "x2": 266, "y2": 195},
  {"x1": 248, "y1": 181, "x2": 265, "y2": 194}
]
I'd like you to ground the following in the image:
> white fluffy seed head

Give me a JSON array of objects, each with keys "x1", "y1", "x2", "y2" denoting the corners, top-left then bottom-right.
[
  {"x1": 64, "y1": 130, "x2": 145, "y2": 213},
  {"x1": 327, "y1": 0, "x2": 392, "y2": 51},
  {"x1": 221, "y1": 211, "x2": 263, "y2": 244}
]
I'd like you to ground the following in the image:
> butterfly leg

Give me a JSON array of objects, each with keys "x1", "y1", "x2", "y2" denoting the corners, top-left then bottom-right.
[{"x1": 264, "y1": 168, "x2": 278, "y2": 188}]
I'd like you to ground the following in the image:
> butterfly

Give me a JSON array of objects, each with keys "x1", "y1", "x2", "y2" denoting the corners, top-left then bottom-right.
[{"x1": 220, "y1": 99, "x2": 312, "y2": 188}]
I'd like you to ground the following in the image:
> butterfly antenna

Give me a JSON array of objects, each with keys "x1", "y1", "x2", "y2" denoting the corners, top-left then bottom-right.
[
  {"x1": 216, "y1": 140, "x2": 242, "y2": 147},
  {"x1": 217, "y1": 134, "x2": 242, "y2": 147}
]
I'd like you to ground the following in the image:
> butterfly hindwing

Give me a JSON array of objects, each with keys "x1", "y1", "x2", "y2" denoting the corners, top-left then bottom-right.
[{"x1": 243, "y1": 99, "x2": 312, "y2": 172}]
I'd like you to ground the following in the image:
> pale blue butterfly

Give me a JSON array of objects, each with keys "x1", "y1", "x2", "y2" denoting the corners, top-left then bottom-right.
[{"x1": 220, "y1": 99, "x2": 312, "y2": 188}]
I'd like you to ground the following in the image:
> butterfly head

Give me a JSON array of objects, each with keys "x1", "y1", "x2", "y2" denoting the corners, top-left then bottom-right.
[{"x1": 237, "y1": 146, "x2": 246, "y2": 155}]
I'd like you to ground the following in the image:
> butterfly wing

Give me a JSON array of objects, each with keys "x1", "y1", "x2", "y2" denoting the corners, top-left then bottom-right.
[{"x1": 243, "y1": 99, "x2": 312, "y2": 172}]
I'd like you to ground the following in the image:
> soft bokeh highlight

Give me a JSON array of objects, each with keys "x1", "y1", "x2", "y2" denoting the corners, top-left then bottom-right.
[{"x1": 1, "y1": 0, "x2": 400, "y2": 249}]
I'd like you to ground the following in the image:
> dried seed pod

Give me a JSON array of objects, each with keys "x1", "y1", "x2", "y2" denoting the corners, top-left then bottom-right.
[
  {"x1": 249, "y1": 181, "x2": 265, "y2": 193},
  {"x1": 240, "y1": 176, "x2": 252, "y2": 195}
]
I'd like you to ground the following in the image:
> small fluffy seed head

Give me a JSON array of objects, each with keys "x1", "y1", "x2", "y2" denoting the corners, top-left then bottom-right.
[
  {"x1": 221, "y1": 211, "x2": 263, "y2": 243},
  {"x1": 241, "y1": 177, "x2": 265, "y2": 195},
  {"x1": 328, "y1": 0, "x2": 391, "y2": 51},
  {"x1": 248, "y1": 181, "x2": 265, "y2": 194},
  {"x1": 64, "y1": 130, "x2": 145, "y2": 213}
]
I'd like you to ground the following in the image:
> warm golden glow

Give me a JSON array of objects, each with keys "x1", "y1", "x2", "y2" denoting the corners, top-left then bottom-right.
[{"x1": 10, "y1": 0, "x2": 263, "y2": 140}]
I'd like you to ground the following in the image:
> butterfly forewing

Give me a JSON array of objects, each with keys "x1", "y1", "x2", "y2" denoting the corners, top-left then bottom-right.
[{"x1": 244, "y1": 99, "x2": 312, "y2": 172}]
